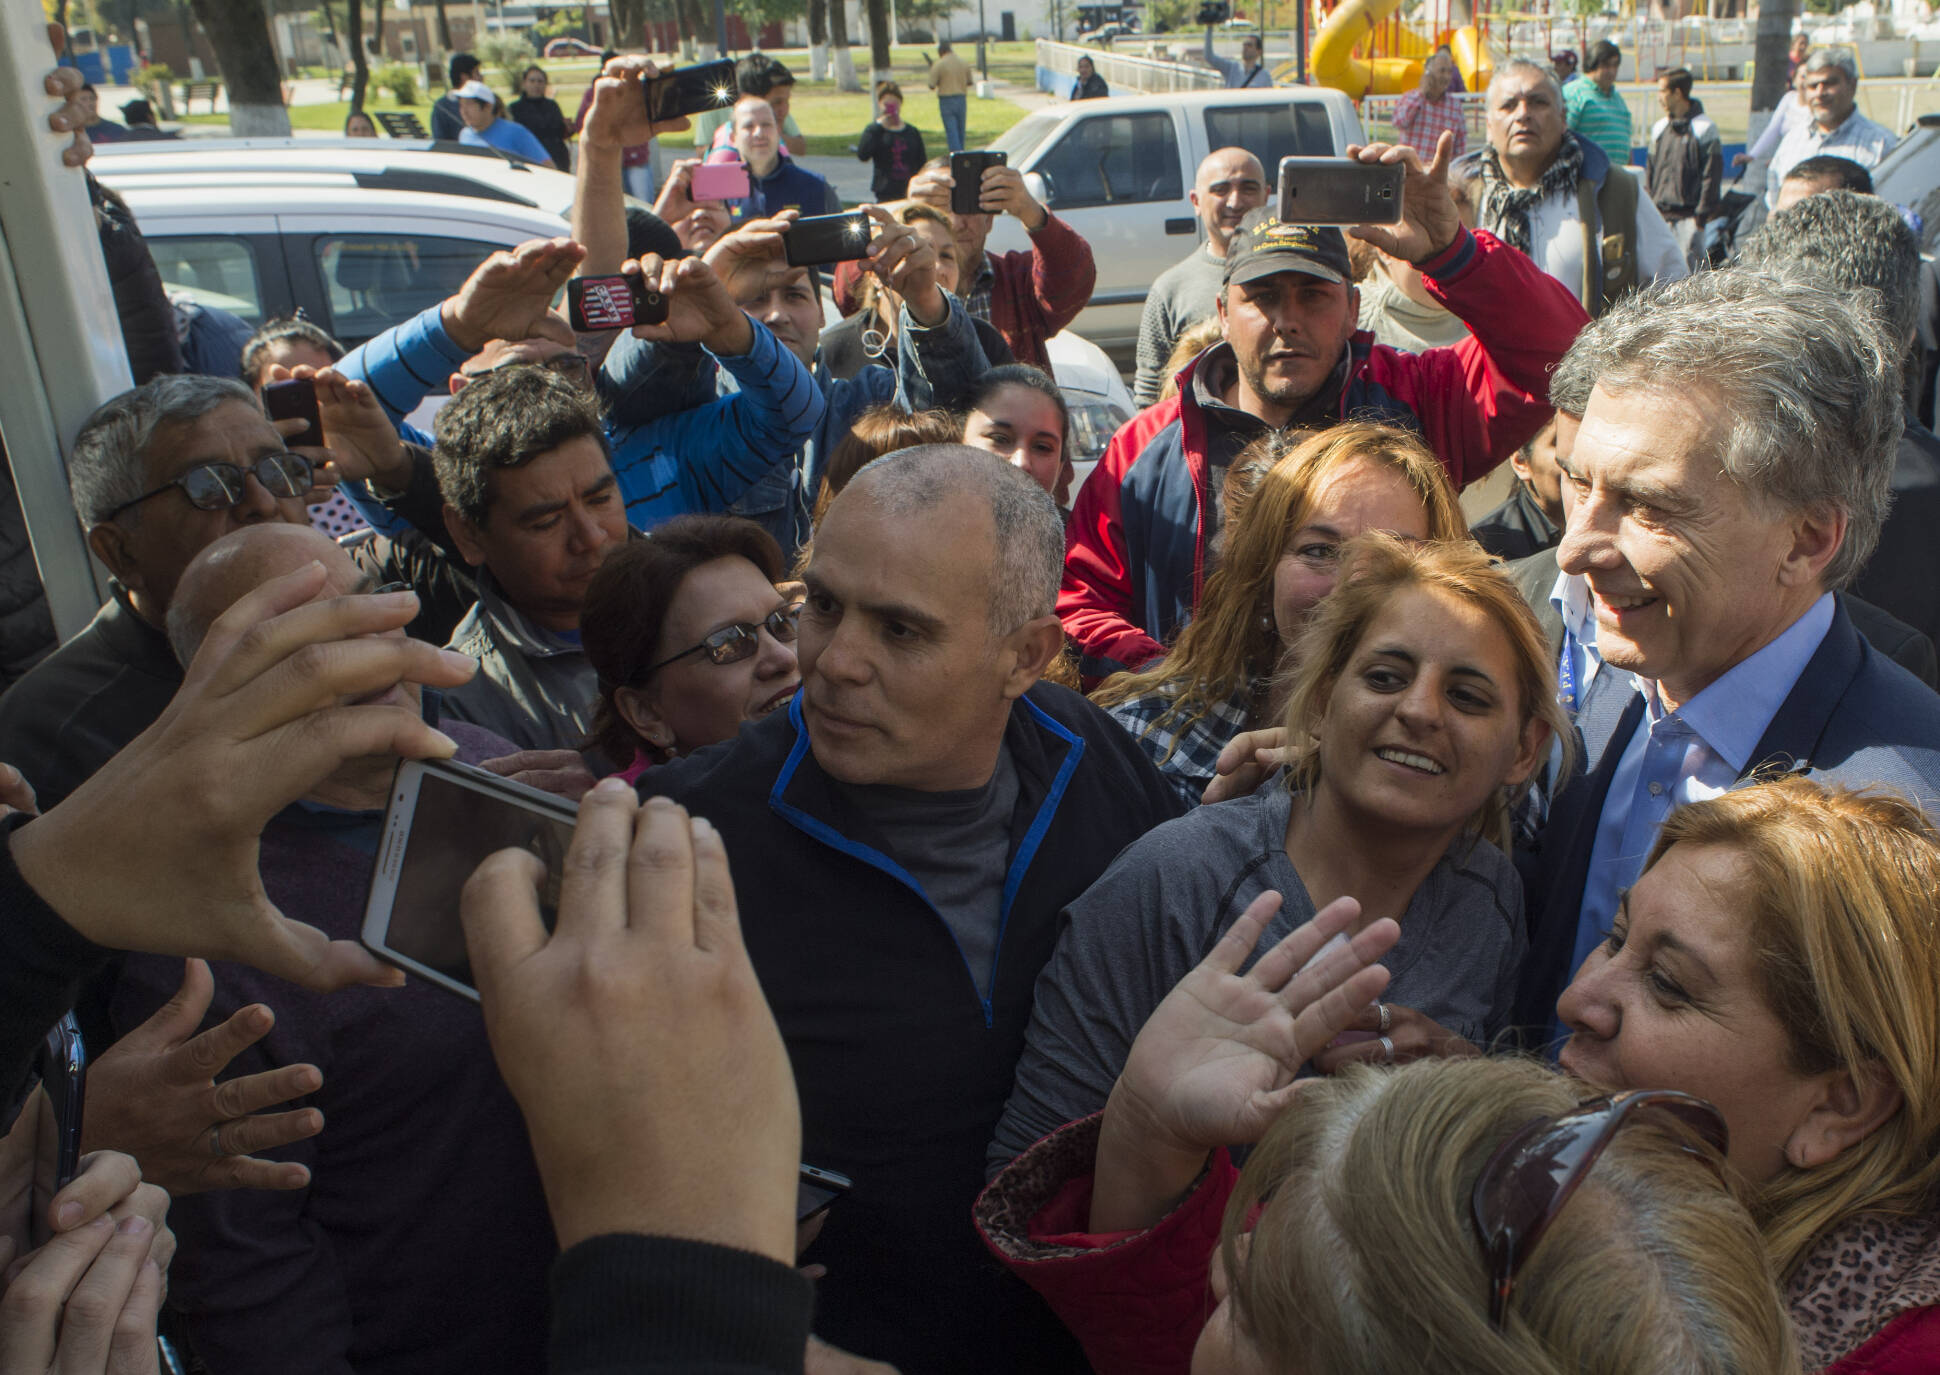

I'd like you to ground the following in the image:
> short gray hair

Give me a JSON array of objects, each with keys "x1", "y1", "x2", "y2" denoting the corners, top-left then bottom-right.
[
  {"x1": 845, "y1": 444, "x2": 1064, "y2": 634},
  {"x1": 1487, "y1": 57, "x2": 1563, "y2": 109},
  {"x1": 1736, "y1": 189, "x2": 1921, "y2": 348},
  {"x1": 1558, "y1": 267, "x2": 1901, "y2": 589},
  {"x1": 69, "y1": 375, "x2": 259, "y2": 527},
  {"x1": 1547, "y1": 343, "x2": 1596, "y2": 417},
  {"x1": 1801, "y1": 46, "x2": 1859, "y2": 83}
]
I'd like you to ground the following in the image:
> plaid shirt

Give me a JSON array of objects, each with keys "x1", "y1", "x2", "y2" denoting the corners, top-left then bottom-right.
[
  {"x1": 1392, "y1": 90, "x2": 1468, "y2": 160},
  {"x1": 1104, "y1": 684, "x2": 1253, "y2": 810},
  {"x1": 963, "y1": 256, "x2": 995, "y2": 326}
]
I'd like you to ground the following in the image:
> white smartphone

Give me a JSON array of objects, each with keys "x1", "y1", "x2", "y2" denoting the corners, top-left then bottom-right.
[{"x1": 361, "y1": 758, "x2": 581, "y2": 1002}]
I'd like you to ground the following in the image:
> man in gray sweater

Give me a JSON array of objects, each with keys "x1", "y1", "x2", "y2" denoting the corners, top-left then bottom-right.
[{"x1": 1132, "y1": 148, "x2": 1268, "y2": 405}]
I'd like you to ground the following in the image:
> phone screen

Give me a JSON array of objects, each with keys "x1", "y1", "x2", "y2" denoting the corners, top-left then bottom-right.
[
  {"x1": 643, "y1": 59, "x2": 739, "y2": 123},
  {"x1": 783, "y1": 212, "x2": 873, "y2": 268},
  {"x1": 1275, "y1": 157, "x2": 1405, "y2": 226},
  {"x1": 363, "y1": 765, "x2": 578, "y2": 1000}
]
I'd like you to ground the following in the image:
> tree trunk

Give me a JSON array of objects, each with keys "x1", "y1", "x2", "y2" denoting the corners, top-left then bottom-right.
[
  {"x1": 317, "y1": 0, "x2": 340, "y2": 68},
  {"x1": 808, "y1": 0, "x2": 828, "y2": 77},
  {"x1": 186, "y1": 0, "x2": 291, "y2": 135},
  {"x1": 346, "y1": 0, "x2": 369, "y2": 110},
  {"x1": 371, "y1": 0, "x2": 384, "y2": 61},
  {"x1": 1749, "y1": 0, "x2": 1795, "y2": 128},
  {"x1": 864, "y1": 0, "x2": 891, "y2": 78},
  {"x1": 434, "y1": 0, "x2": 451, "y2": 50},
  {"x1": 829, "y1": 0, "x2": 860, "y2": 90}
]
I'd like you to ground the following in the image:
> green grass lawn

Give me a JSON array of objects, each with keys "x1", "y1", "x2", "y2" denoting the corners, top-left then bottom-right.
[{"x1": 177, "y1": 41, "x2": 1043, "y2": 145}]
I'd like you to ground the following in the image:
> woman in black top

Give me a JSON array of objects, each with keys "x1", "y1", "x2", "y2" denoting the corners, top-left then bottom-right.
[
  {"x1": 1074, "y1": 55, "x2": 1109, "y2": 99},
  {"x1": 856, "y1": 81, "x2": 926, "y2": 202},
  {"x1": 511, "y1": 64, "x2": 572, "y2": 170}
]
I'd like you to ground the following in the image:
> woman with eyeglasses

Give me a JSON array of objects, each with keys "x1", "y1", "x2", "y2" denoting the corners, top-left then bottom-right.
[
  {"x1": 581, "y1": 516, "x2": 801, "y2": 780},
  {"x1": 1092, "y1": 422, "x2": 1469, "y2": 808},
  {"x1": 993, "y1": 535, "x2": 1568, "y2": 1166},
  {"x1": 1554, "y1": 776, "x2": 1940, "y2": 1373},
  {"x1": 976, "y1": 893, "x2": 1799, "y2": 1374}
]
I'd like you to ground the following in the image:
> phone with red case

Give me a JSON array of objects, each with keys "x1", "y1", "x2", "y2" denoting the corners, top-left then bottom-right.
[{"x1": 567, "y1": 274, "x2": 670, "y2": 331}]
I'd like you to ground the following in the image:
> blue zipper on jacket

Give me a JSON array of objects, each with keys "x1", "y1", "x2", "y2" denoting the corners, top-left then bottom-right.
[{"x1": 765, "y1": 693, "x2": 1085, "y2": 1028}]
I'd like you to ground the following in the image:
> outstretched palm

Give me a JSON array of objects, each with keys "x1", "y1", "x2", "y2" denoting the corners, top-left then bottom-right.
[{"x1": 1115, "y1": 894, "x2": 1399, "y2": 1154}]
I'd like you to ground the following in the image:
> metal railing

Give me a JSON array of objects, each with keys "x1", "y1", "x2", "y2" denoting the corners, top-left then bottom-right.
[{"x1": 1035, "y1": 38, "x2": 1225, "y2": 95}]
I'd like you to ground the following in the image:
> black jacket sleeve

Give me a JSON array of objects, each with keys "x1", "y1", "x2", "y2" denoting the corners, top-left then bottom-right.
[
  {"x1": 549, "y1": 1235, "x2": 814, "y2": 1375},
  {"x1": 0, "y1": 818, "x2": 111, "y2": 1108},
  {"x1": 89, "y1": 174, "x2": 183, "y2": 385}
]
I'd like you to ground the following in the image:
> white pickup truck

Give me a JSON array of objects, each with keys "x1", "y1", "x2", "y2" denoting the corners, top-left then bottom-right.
[{"x1": 982, "y1": 86, "x2": 1367, "y2": 367}]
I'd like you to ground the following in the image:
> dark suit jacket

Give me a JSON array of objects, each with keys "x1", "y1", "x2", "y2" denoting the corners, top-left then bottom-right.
[
  {"x1": 1851, "y1": 419, "x2": 1940, "y2": 653},
  {"x1": 1504, "y1": 547, "x2": 1940, "y2": 689},
  {"x1": 1507, "y1": 592, "x2": 1940, "y2": 1043}
]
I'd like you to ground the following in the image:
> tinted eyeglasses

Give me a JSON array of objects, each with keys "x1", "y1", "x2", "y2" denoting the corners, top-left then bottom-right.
[
  {"x1": 103, "y1": 452, "x2": 315, "y2": 522},
  {"x1": 649, "y1": 603, "x2": 802, "y2": 673},
  {"x1": 1471, "y1": 1089, "x2": 1729, "y2": 1329}
]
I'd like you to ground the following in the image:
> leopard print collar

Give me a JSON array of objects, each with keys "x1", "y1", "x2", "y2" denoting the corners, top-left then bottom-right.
[{"x1": 1786, "y1": 1211, "x2": 1940, "y2": 1368}]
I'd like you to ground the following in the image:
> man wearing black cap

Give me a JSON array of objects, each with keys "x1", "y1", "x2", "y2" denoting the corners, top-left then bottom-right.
[{"x1": 1061, "y1": 135, "x2": 1592, "y2": 680}]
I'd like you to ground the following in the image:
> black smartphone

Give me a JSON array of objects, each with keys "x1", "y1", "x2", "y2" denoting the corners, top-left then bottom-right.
[
  {"x1": 567, "y1": 274, "x2": 671, "y2": 332},
  {"x1": 30, "y1": 1014, "x2": 87, "y2": 1248},
  {"x1": 797, "y1": 1163, "x2": 853, "y2": 1222},
  {"x1": 783, "y1": 211, "x2": 873, "y2": 268},
  {"x1": 1276, "y1": 156, "x2": 1405, "y2": 226},
  {"x1": 950, "y1": 150, "x2": 1007, "y2": 216},
  {"x1": 361, "y1": 759, "x2": 580, "y2": 1002},
  {"x1": 263, "y1": 377, "x2": 322, "y2": 446},
  {"x1": 642, "y1": 59, "x2": 739, "y2": 124}
]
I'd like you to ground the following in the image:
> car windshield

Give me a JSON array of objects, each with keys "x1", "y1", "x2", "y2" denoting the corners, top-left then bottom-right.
[{"x1": 991, "y1": 112, "x2": 1062, "y2": 164}]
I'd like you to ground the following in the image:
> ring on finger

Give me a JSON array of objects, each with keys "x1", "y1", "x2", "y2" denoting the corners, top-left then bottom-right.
[
  {"x1": 209, "y1": 1124, "x2": 226, "y2": 1158},
  {"x1": 1378, "y1": 1035, "x2": 1396, "y2": 1065},
  {"x1": 1375, "y1": 1001, "x2": 1391, "y2": 1035}
]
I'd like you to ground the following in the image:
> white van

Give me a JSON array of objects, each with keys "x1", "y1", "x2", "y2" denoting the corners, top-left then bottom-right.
[{"x1": 981, "y1": 87, "x2": 1367, "y2": 364}]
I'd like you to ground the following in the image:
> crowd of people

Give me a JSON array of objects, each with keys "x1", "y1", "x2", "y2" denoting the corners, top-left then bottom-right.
[{"x1": 9, "y1": 38, "x2": 1940, "y2": 1375}]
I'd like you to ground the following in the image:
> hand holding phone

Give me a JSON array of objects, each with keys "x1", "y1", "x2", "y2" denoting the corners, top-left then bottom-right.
[
  {"x1": 567, "y1": 273, "x2": 671, "y2": 332},
  {"x1": 690, "y1": 161, "x2": 751, "y2": 202},
  {"x1": 263, "y1": 377, "x2": 322, "y2": 447},
  {"x1": 1276, "y1": 156, "x2": 1405, "y2": 226},
  {"x1": 643, "y1": 58, "x2": 739, "y2": 124},
  {"x1": 784, "y1": 211, "x2": 874, "y2": 268},
  {"x1": 950, "y1": 150, "x2": 1007, "y2": 216}
]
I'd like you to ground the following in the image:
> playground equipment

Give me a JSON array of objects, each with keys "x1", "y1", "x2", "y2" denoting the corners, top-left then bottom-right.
[{"x1": 1308, "y1": 0, "x2": 1496, "y2": 99}]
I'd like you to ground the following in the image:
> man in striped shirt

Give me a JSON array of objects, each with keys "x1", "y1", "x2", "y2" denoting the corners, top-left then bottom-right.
[{"x1": 1564, "y1": 41, "x2": 1633, "y2": 167}]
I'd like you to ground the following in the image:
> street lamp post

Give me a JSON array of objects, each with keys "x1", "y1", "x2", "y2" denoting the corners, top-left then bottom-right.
[{"x1": 977, "y1": 0, "x2": 987, "y2": 74}]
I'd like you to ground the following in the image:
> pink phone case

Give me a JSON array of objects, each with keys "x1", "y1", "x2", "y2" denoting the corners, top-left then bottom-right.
[{"x1": 691, "y1": 163, "x2": 750, "y2": 201}]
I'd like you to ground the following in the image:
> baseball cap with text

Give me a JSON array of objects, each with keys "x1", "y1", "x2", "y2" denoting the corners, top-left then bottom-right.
[{"x1": 1221, "y1": 212, "x2": 1352, "y2": 289}]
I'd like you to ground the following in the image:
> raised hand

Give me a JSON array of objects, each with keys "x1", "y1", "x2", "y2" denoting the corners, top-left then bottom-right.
[
  {"x1": 81, "y1": 959, "x2": 324, "y2": 1195},
  {"x1": 858, "y1": 207, "x2": 947, "y2": 327},
  {"x1": 580, "y1": 55, "x2": 692, "y2": 151},
  {"x1": 1343, "y1": 131, "x2": 1462, "y2": 266},
  {"x1": 703, "y1": 210, "x2": 802, "y2": 303},
  {"x1": 1088, "y1": 894, "x2": 1398, "y2": 1232},
  {"x1": 1201, "y1": 726, "x2": 1295, "y2": 805},
  {"x1": 1310, "y1": 999, "x2": 1478, "y2": 1073},
  {"x1": 462, "y1": 786, "x2": 800, "y2": 1261},
  {"x1": 978, "y1": 163, "x2": 1047, "y2": 231},
  {"x1": 12, "y1": 563, "x2": 477, "y2": 992},
  {"x1": 620, "y1": 254, "x2": 755, "y2": 357},
  {"x1": 440, "y1": 238, "x2": 585, "y2": 354}
]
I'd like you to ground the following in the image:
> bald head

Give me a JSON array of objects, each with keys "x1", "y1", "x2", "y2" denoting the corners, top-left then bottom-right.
[
  {"x1": 166, "y1": 523, "x2": 365, "y2": 668},
  {"x1": 840, "y1": 444, "x2": 1065, "y2": 633},
  {"x1": 1193, "y1": 147, "x2": 1269, "y2": 256}
]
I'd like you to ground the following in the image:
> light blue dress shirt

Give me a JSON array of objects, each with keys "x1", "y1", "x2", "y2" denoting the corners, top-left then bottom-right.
[{"x1": 1567, "y1": 593, "x2": 1836, "y2": 987}]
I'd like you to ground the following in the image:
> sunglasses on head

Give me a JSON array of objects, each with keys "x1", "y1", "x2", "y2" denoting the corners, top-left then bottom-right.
[
  {"x1": 650, "y1": 602, "x2": 802, "y2": 673},
  {"x1": 104, "y1": 452, "x2": 316, "y2": 522},
  {"x1": 1471, "y1": 1089, "x2": 1729, "y2": 1329}
]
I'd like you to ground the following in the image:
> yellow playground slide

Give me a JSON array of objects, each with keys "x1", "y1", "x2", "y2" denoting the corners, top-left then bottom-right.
[{"x1": 1305, "y1": 0, "x2": 1491, "y2": 99}]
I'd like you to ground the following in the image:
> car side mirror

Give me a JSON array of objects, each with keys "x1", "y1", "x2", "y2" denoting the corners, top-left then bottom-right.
[{"x1": 1026, "y1": 170, "x2": 1053, "y2": 206}]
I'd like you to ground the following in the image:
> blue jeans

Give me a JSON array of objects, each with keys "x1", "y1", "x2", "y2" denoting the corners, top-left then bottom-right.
[
  {"x1": 622, "y1": 159, "x2": 656, "y2": 204},
  {"x1": 938, "y1": 93, "x2": 968, "y2": 153}
]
